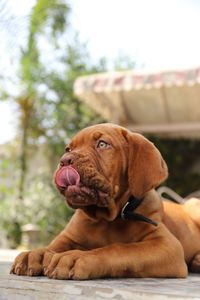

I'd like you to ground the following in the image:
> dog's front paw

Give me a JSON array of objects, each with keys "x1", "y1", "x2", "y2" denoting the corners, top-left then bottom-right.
[
  {"x1": 10, "y1": 248, "x2": 54, "y2": 276},
  {"x1": 46, "y1": 250, "x2": 100, "y2": 280}
]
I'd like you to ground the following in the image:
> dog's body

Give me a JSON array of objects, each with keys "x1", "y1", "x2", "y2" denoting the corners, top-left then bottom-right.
[{"x1": 11, "y1": 123, "x2": 200, "y2": 279}]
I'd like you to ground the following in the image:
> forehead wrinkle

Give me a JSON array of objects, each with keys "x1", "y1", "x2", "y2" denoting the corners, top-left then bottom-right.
[
  {"x1": 72, "y1": 126, "x2": 125, "y2": 147},
  {"x1": 72, "y1": 131, "x2": 98, "y2": 147},
  {"x1": 94, "y1": 128, "x2": 125, "y2": 147},
  {"x1": 93, "y1": 131, "x2": 102, "y2": 140}
]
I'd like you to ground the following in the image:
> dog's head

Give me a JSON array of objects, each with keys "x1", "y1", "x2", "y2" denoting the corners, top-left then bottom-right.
[{"x1": 54, "y1": 123, "x2": 168, "y2": 220}]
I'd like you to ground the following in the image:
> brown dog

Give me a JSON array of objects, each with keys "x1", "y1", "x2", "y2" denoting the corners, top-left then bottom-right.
[{"x1": 11, "y1": 123, "x2": 200, "y2": 279}]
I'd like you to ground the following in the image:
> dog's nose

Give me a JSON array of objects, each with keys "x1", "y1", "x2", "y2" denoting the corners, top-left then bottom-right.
[{"x1": 60, "y1": 153, "x2": 74, "y2": 166}]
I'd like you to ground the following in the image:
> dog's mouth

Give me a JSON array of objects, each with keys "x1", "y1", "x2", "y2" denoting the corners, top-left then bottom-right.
[{"x1": 55, "y1": 166, "x2": 110, "y2": 209}]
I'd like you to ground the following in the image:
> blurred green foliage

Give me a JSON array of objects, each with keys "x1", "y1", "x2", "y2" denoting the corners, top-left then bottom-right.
[
  {"x1": 0, "y1": 0, "x2": 105, "y2": 247},
  {"x1": 151, "y1": 137, "x2": 200, "y2": 197}
]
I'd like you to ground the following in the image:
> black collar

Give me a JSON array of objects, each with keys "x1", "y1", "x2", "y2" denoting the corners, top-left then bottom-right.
[{"x1": 120, "y1": 195, "x2": 158, "y2": 226}]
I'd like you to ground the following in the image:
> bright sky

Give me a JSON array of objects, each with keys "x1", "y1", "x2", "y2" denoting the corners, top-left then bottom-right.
[
  {"x1": 72, "y1": 0, "x2": 200, "y2": 70},
  {"x1": 1, "y1": 0, "x2": 200, "y2": 144}
]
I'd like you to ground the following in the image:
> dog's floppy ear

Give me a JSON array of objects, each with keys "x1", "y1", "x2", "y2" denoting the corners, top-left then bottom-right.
[{"x1": 122, "y1": 130, "x2": 168, "y2": 198}]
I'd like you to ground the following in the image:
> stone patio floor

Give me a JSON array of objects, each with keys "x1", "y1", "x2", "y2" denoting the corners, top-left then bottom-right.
[{"x1": 1, "y1": 250, "x2": 200, "y2": 300}]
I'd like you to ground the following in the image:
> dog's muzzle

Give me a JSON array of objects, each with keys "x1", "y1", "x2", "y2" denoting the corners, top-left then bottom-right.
[{"x1": 55, "y1": 165, "x2": 110, "y2": 208}]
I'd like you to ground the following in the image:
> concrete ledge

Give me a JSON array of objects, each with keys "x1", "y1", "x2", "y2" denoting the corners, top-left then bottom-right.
[{"x1": 1, "y1": 273, "x2": 200, "y2": 300}]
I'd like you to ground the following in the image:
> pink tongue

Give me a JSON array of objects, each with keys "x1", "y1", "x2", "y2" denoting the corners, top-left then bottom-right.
[{"x1": 55, "y1": 166, "x2": 80, "y2": 188}]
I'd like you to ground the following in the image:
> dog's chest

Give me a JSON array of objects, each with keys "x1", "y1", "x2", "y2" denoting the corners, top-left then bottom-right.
[{"x1": 78, "y1": 220, "x2": 150, "y2": 248}]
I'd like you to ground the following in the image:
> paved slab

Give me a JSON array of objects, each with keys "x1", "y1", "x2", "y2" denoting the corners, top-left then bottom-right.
[
  {"x1": 0, "y1": 249, "x2": 20, "y2": 262},
  {"x1": 1, "y1": 271, "x2": 200, "y2": 300},
  {"x1": 0, "y1": 249, "x2": 20, "y2": 275},
  {"x1": 1, "y1": 254, "x2": 200, "y2": 300}
]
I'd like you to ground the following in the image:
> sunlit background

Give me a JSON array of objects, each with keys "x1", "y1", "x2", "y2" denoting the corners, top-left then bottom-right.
[
  {"x1": 0, "y1": 0, "x2": 200, "y2": 253},
  {"x1": 1, "y1": 0, "x2": 200, "y2": 143}
]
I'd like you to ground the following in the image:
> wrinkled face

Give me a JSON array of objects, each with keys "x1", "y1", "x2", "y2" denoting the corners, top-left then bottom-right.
[
  {"x1": 54, "y1": 124, "x2": 129, "y2": 219},
  {"x1": 55, "y1": 123, "x2": 168, "y2": 220}
]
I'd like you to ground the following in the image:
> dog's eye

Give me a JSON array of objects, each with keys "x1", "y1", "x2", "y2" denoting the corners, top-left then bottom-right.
[
  {"x1": 97, "y1": 140, "x2": 110, "y2": 149},
  {"x1": 65, "y1": 146, "x2": 71, "y2": 153}
]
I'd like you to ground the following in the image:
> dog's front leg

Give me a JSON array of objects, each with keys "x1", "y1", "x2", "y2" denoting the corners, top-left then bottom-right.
[{"x1": 46, "y1": 226, "x2": 188, "y2": 279}]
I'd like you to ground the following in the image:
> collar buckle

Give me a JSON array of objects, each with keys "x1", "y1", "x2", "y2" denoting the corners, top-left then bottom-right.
[
  {"x1": 120, "y1": 196, "x2": 158, "y2": 227},
  {"x1": 121, "y1": 202, "x2": 130, "y2": 220}
]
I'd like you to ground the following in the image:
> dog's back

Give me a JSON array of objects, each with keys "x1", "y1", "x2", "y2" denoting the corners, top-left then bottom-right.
[{"x1": 163, "y1": 199, "x2": 200, "y2": 264}]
